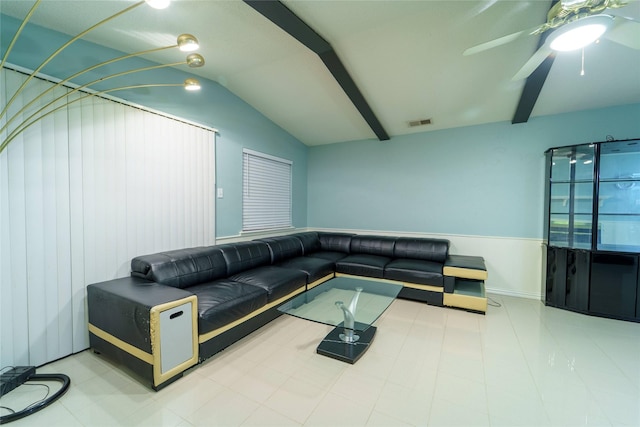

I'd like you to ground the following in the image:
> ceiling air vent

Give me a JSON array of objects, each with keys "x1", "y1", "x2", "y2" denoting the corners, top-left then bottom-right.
[{"x1": 408, "y1": 118, "x2": 432, "y2": 127}]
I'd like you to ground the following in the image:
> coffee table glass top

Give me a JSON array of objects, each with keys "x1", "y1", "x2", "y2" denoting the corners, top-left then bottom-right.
[{"x1": 278, "y1": 277, "x2": 403, "y2": 332}]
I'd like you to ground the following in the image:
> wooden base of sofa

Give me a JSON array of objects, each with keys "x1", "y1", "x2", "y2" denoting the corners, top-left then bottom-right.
[
  {"x1": 334, "y1": 273, "x2": 487, "y2": 313},
  {"x1": 335, "y1": 273, "x2": 446, "y2": 307},
  {"x1": 398, "y1": 286, "x2": 443, "y2": 306},
  {"x1": 199, "y1": 306, "x2": 284, "y2": 360},
  {"x1": 443, "y1": 279, "x2": 487, "y2": 314},
  {"x1": 444, "y1": 255, "x2": 488, "y2": 281},
  {"x1": 197, "y1": 277, "x2": 335, "y2": 360}
]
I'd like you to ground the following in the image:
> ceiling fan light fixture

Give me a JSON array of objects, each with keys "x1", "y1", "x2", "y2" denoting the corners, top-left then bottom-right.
[
  {"x1": 549, "y1": 15, "x2": 613, "y2": 52},
  {"x1": 145, "y1": 0, "x2": 171, "y2": 9}
]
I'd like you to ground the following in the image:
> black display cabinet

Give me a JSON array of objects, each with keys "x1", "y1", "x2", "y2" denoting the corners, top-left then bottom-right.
[{"x1": 544, "y1": 138, "x2": 640, "y2": 322}]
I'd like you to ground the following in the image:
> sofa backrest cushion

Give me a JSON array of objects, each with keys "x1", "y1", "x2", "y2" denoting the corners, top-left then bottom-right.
[
  {"x1": 131, "y1": 246, "x2": 227, "y2": 289},
  {"x1": 318, "y1": 232, "x2": 354, "y2": 253},
  {"x1": 218, "y1": 241, "x2": 271, "y2": 276},
  {"x1": 259, "y1": 236, "x2": 304, "y2": 263},
  {"x1": 350, "y1": 235, "x2": 396, "y2": 257},
  {"x1": 291, "y1": 232, "x2": 321, "y2": 255},
  {"x1": 393, "y1": 237, "x2": 450, "y2": 263}
]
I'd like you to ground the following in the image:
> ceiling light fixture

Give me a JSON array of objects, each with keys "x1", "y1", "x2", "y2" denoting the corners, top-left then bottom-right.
[
  {"x1": 184, "y1": 78, "x2": 201, "y2": 91},
  {"x1": 0, "y1": 0, "x2": 209, "y2": 155},
  {"x1": 2, "y1": 35, "x2": 201, "y2": 137},
  {"x1": 549, "y1": 14, "x2": 614, "y2": 52},
  {"x1": 186, "y1": 53, "x2": 205, "y2": 67},
  {"x1": 177, "y1": 34, "x2": 199, "y2": 52},
  {"x1": 0, "y1": 80, "x2": 199, "y2": 152},
  {"x1": 1, "y1": 54, "x2": 205, "y2": 152}
]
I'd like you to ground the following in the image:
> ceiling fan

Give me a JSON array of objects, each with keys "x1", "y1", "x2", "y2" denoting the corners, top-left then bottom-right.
[{"x1": 464, "y1": 0, "x2": 640, "y2": 80}]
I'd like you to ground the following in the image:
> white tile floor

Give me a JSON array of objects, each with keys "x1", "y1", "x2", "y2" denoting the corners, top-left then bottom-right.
[{"x1": 2, "y1": 294, "x2": 640, "y2": 426}]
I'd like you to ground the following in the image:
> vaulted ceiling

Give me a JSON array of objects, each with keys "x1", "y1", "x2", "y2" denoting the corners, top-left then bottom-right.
[{"x1": 2, "y1": 0, "x2": 639, "y2": 146}]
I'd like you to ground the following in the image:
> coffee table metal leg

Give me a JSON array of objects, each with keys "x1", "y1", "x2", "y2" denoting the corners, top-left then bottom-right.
[
  {"x1": 335, "y1": 301, "x2": 359, "y2": 343},
  {"x1": 335, "y1": 286, "x2": 363, "y2": 343}
]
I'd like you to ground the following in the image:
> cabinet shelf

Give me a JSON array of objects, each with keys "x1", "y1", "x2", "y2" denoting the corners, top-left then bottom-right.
[{"x1": 550, "y1": 195, "x2": 610, "y2": 207}]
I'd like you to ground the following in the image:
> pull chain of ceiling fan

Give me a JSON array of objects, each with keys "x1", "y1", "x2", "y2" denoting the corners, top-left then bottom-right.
[{"x1": 581, "y1": 47, "x2": 585, "y2": 75}]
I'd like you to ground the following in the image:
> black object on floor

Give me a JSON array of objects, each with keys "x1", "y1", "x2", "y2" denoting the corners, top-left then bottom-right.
[
  {"x1": 0, "y1": 373, "x2": 70, "y2": 424},
  {"x1": 0, "y1": 367, "x2": 36, "y2": 397}
]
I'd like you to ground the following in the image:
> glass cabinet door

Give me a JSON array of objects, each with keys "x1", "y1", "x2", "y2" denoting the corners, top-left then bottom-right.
[
  {"x1": 548, "y1": 144, "x2": 595, "y2": 249},
  {"x1": 597, "y1": 141, "x2": 640, "y2": 252}
]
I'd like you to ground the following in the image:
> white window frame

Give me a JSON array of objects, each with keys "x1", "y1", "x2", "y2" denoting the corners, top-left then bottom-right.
[{"x1": 242, "y1": 148, "x2": 293, "y2": 232}]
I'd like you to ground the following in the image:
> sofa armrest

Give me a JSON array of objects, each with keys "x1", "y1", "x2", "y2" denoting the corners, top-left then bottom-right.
[
  {"x1": 87, "y1": 277, "x2": 198, "y2": 389},
  {"x1": 443, "y1": 255, "x2": 487, "y2": 281},
  {"x1": 88, "y1": 277, "x2": 195, "y2": 351}
]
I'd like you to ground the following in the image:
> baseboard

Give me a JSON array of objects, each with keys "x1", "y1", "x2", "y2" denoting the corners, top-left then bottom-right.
[{"x1": 486, "y1": 287, "x2": 542, "y2": 301}]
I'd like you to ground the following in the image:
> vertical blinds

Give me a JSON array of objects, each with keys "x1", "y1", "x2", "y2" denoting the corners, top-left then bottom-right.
[
  {"x1": 242, "y1": 149, "x2": 292, "y2": 232},
  {"x1": 0, "y1": 67, "x2": 215, "y2": 368}
]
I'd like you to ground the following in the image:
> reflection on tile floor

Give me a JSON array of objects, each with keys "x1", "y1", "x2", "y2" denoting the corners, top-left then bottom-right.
[{"x1": 2, "y1": 294, "x2": 640, "y2": 426}]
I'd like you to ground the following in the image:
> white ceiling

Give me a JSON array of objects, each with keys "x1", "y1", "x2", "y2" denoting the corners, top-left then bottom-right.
[{"x1": 2, "y1": 0, "x2": 640, "y2": 146}]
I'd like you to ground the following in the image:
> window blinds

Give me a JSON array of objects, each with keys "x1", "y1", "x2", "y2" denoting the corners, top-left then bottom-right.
[{"x1": 242, "y1": 149, "x2": 292, "y2": 232}]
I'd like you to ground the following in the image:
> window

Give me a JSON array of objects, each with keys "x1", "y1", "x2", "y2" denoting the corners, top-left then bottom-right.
[{"x1": 242, "y1": 149, "x2": 292, "y2": 232}]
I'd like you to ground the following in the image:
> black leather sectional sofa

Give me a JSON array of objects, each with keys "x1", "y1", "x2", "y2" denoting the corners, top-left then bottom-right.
[{"x1": 87, "y1": 231, "x2": 487, "y2": 390}]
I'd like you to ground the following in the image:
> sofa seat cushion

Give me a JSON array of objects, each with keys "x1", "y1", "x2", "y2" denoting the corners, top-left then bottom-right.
[
  {"x1": 188, "y1": 280, "x2": 268, "y2": 335},
  {"x1": 384, "y1": 259, "x2": 444, "y2": 287},
  {"x1": 335, "y1": 254, "x2": 391, "y2": 278},
  {"x1": 277, "y1": 257, "x2": 335, "y2": 283},
  {"x1": 306, "y1": 251, "x2": 349, "y2": 263},
  {"x1": 229, "y1": 266, "x2": 307, "y2": 302}
]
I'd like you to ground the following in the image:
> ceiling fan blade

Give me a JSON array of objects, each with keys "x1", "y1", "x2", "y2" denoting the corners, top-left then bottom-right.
[
  {"x1": 463, "y1": 27, "x2": 539, "y2": 56},
  {"x1": 512, "y1": 44, "x2": 553, "y2": 81},
  {"x1": 604, "y1": 16, "x2": 640, "y2": 49}
]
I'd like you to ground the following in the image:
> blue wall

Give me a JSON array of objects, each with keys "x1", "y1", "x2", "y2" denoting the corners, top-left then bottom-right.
[
  {"x1": 307, "y1": 103, "x2": 640, "y2": 239},
  {"x1": 5, "y1": 13, "x2": 640, "y2": 242},
  {"x1": 1, "y1": 13, "x2": 308, "y2": 239}
]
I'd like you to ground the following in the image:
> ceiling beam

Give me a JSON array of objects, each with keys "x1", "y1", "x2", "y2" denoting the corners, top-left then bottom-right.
[
  {"x1": 511, "y1": 54, "x2": 556, "y2": 123},
  {"x1": 244, "y1": 0, "x2": 390, "y2": 141},
  {"x1": 512, "y1": 0, "x2": 559, "y2": 124}
]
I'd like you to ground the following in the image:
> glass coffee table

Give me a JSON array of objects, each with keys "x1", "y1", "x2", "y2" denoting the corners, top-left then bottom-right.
[{"x1": 278, "y1": 276, "x2": 403, "y2": 363}]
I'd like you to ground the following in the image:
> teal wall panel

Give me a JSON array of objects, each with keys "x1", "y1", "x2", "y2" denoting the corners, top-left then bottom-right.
[
  {"x1": 308, "y1": 104, "x2": 640, "y2": 238},
  {"x1": 1, "y1": 13, "x2": 308, "y2": 239}
]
